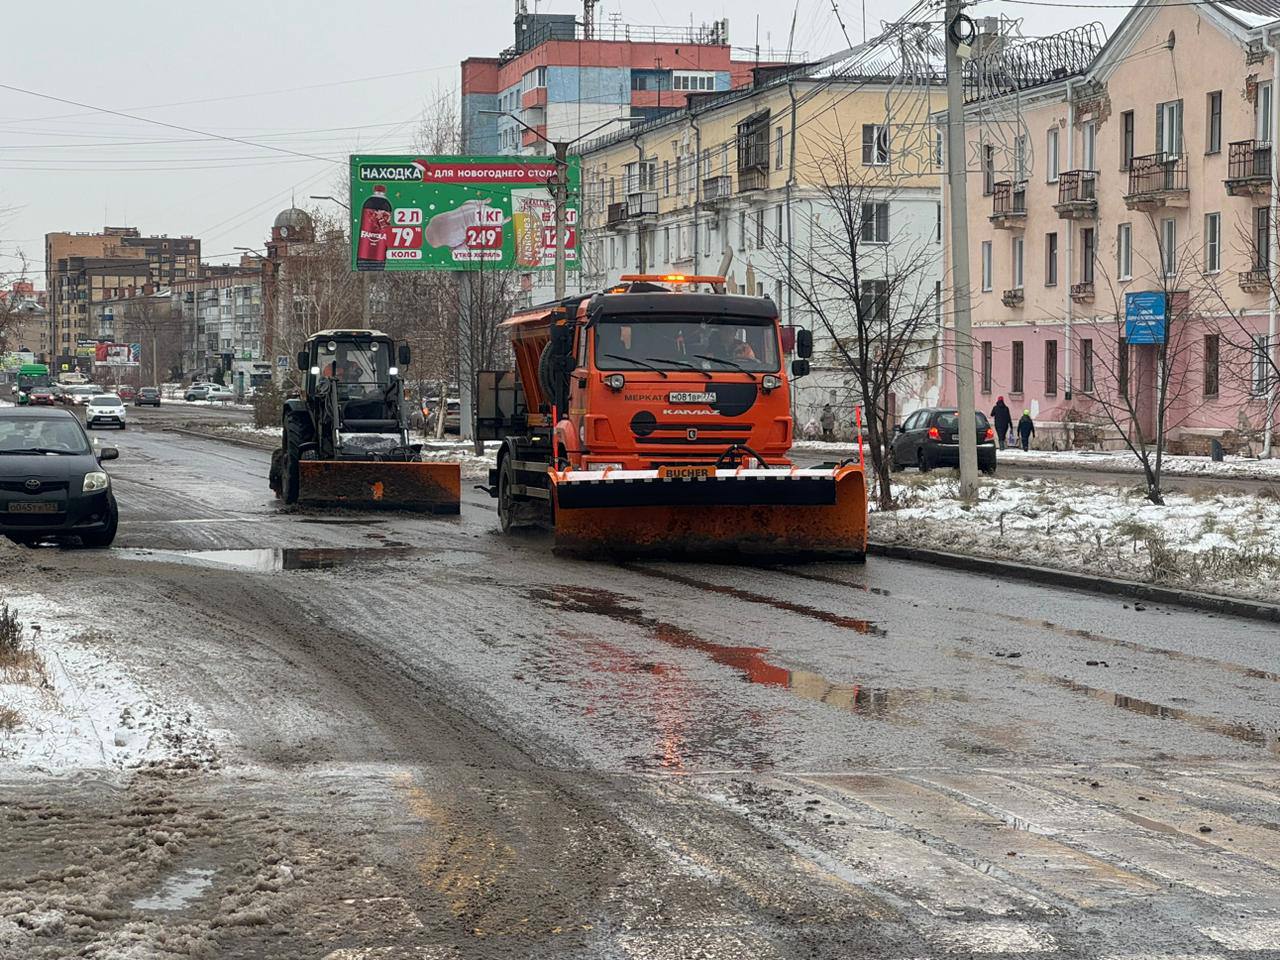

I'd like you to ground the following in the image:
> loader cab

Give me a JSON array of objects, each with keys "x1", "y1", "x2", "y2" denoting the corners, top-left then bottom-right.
[{"x1": 296, "y1": 330, "x2": 409, "y2": 399}]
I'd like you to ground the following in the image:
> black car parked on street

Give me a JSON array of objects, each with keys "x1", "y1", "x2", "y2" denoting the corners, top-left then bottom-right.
[
  {"x1": 0, "y1": 407, "x2": 119, "y2": 546},
  {"x1": 890, "y1": 406, "x2": 998, "y2": 474},
  {"x1": 135, "y1": 387, "x2": 161, "y2": 407}
]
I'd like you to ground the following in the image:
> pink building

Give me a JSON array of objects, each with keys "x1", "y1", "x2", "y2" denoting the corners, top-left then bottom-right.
[{"x1": 941, "y1": 0, "x2": 1279, "y2": 453}]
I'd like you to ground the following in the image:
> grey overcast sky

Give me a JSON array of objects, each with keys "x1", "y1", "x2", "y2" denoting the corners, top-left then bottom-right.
[{"x1": 0, "y1": 0, "x2": 1125, "y2": 279}]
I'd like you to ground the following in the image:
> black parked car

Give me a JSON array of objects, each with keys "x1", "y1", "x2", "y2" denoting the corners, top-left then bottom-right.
[
  {"x1": 135, "y1": 386, "x2": 161, "y2": 407},
  {"x1": 0, "y1": 407, "x2": 119, "y2": 546},
  {"x1": 890, "y1": 406, "x2": 997, "y2": 474}
]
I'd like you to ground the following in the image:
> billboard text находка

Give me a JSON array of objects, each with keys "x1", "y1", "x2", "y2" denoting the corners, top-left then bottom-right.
[{"x1": 349, "y1": 155, "x2": 580, "y2": 272}]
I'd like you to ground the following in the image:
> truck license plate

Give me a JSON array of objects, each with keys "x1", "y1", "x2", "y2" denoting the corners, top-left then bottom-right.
[
  {"x1": 658, "y1": 465, "x2": 714, "y2": 480},
  {"x1": 668, "y1": 392, "x2": 716, "y2": 403},
  {"x1": 7, "y1": 501, "x2": 57, "y2": 514}
]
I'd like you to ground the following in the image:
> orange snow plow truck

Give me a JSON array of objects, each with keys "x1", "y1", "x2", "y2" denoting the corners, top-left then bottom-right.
[{"x1": 477, "y1": 276, "x2": 866, "y2": 559}]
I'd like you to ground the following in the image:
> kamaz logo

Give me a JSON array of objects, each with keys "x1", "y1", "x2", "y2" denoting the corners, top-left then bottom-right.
[{"x1": 359, "y1": 163, "x2": 422, "y2": 181}]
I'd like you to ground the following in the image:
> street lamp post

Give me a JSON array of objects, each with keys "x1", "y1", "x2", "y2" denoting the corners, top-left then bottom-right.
[{"x1": 310, "y1": 194, "x2": 370, "y2": 330}]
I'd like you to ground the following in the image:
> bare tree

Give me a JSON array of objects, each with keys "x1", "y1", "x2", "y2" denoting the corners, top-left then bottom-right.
[
  {"x1": 119, "y1": 294, "x2": 184, "y2": 385},
  {"x1": 1084, "y1": 214, "x2": 1212, "y2": 504},
  {"x1": 765, "y1": 145, "x2": 944, "y2": 509}
]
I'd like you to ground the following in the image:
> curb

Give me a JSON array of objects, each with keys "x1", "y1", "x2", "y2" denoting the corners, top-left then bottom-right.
[
  {"x1": 867, "y1": 541, "x2": 1280, "y2": 624},
  {"x1": 164, "y1": 425, "x2": 276, "y2": 452}
]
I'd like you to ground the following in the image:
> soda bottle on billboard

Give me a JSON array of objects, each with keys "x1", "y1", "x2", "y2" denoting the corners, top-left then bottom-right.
[{"x1": 356, "y1": 185, "x2": 393, "y2": 270}]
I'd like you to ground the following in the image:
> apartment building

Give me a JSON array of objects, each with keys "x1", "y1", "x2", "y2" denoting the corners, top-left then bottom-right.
[
  {"x1": 172, "y1": 269, "x2": 268, "y2": 388},
  {"x1": 577, "y1": 43, "x2": 947, "y2": 426},
  {"x1": 45, "y1": 227, "x2": 201, "y2": 372},
  {"x1": 943, "y1": 0, "x2": 1279, "y2": 450}
]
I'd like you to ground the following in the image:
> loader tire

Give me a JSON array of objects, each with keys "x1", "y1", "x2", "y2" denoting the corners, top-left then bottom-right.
[
  {"x1": 497, "y1": 455, "x2": 517, "y2": 533},
  {"x1": 281, "y1": 415, "x2": 307, "y2": 505}
]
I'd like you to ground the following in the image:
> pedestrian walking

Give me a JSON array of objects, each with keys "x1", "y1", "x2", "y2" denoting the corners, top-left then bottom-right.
[
  {"x1": 990, "y1": 396, "x2": 1013, "y2": 451},
  {"x1": 1017, "y1": 409, "x2": 1035, "y2": 451},
  {"x1": 819, "y1": 404, "x2": 836, "y2": 441}
]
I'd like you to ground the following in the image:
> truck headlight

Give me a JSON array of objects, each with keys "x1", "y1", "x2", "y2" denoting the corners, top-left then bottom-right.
[
  {"x1": 603, "y1": 374, "x2": 625, "y2": 390},
  {"x1": 82, "y1": 471, "x2": 110, "y2": 493},
  {"x1": 762, "y1": 374, "x2": 782, "y2": 391}
]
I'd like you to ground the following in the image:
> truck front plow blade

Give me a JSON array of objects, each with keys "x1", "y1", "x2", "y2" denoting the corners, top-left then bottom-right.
[
  {"x1": 298, "y1": 460, "x2": 461, "y2": 514},
  {"x1": 551, "y1": 465, "x2": 866, "y2": 560}
]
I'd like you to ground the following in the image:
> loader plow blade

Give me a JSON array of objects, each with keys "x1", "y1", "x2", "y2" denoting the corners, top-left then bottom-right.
[
  {"x1": 552, "y1": 465, "x2": 866, "y2": 560},
  {"x1": 298, "y1": 460, "x2": 460, "y2": 514}
]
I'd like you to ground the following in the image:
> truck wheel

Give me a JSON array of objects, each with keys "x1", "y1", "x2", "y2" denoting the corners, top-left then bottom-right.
[
  {"x1": 497, "y1": 456, "x2": 517, "y2": 532},
  {"x1": 281, "y1": 416, "x2": 306, "y2": 505}
]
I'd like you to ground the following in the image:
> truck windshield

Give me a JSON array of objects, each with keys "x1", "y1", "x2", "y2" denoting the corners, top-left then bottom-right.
[
  {"x1": 595, "y1": 316, "x2": 779, "y2": 373},
  {"x1": 317, "y1": 340, "x2": 390, "y2": 385}
]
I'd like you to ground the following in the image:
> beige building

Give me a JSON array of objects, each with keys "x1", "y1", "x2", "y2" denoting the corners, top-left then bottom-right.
[
  {"x1": 943, "y1": 0, "x2": 1280, "y2": 449},
  {"x1": 577, "y1": 44, "x2": 948, "y2": 426}
]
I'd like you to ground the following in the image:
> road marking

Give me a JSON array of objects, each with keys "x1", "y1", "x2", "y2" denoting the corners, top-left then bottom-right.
[
  {"x1": 1199, "y1": 919, "x2": 1280, "y2": 949},
  {"x1": 126, "y1": 518, "x2": 261, "y2": 524}
]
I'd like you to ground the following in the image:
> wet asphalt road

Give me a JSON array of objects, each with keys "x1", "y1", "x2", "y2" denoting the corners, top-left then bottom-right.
[{"x1": 2, "y1": 413, "x2": 1279, "y2": 959}]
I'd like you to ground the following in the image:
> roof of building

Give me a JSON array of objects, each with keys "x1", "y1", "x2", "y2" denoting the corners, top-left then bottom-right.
[
  {"x1": 273, "y1": 207, "x2": 314, "y2": 231},
  {"x1": 1215, "y1": 0, "x2": 1280, "y2": 27}
]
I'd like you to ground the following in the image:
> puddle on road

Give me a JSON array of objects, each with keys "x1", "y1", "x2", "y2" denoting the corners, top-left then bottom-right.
[
  {"x1": 530, "y1": 585, "x2": 960, "y2": 721},
  {"x1": 621, "y1": 565, "x2": 886, "y2": 636},
  {"x1": 116, "y1": 546, "x2": 419, "y2": 571},
  {"x1": 131, "y1": 867, "x2": 215, "y2": 912},
  {"x1": 954, "y1": 646, "x2": 1280, "y2": 754}
]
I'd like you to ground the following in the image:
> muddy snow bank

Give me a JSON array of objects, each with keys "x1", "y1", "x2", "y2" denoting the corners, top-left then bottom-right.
[
  {"x1": 0, "y1": 593, "x2": 214, "y2": 775},
  {"x1": 871, "y1": 475, "x2": 1280, "y2": 604}
]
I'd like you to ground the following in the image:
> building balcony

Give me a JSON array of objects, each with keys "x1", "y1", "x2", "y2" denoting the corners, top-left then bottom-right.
[
  {"x1": 1001, "y1": 288, "x2": 1024, "y2": 308},
  {"x1": 1054, "y1": 170, "x2": 1098, "y2": 220},
  {"x1": 990, "y1": 180, "x2": 1027, "y2": 229},
  {"x1": 1124, "y1": 153, "x2": 1188, "y2": 210},
  {"x1": 1239, "y1": 268, "x2": 1270, "y2": 293},
  {"x1": 1070, "y1": 280, "x2": 1095, "y2": 303},
  {"x1": 699, "y1": 175, "x2": 734, "y2": 208},
  {"x1": 520, "y1": 87, "x2": 547, "y2": 110},
  {"x1": 520, "y1": 124, "x2": 547, "y2": 148},
  {"x1": 625, "y1": 191, "x2": 658, "y2": 220},
  {"x1": 1226, "y1": 140, "x2": 1272, "y2": 197},
  {"x1": 606, "y1": 201, "x2": 628, "y2": 227},
  {"x1": 738, "y1": 166, "x2": 769, "y2": 193}
]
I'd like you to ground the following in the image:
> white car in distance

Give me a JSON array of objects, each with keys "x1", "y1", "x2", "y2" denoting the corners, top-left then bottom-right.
[{"x1": 86, "y1": 394, "x2": 127, "y2": 430}]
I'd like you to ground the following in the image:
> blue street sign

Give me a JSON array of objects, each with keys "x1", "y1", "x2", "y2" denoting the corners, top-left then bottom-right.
[{"x1": 1125, "y1": 291, "x2": 1166, "y2": 344}]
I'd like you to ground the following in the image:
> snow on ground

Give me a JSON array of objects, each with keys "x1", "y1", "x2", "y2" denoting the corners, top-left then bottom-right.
[
  {"x1": 212, "y1": 422, "x2": 279, "y2": 443},
  {"x1": 792, "y1": 439, "x2": 1280, "y2": 481},
  {"x1": 872, "y1": 474, "x2": 1280, "y2": 604},
  {"x1": 0, "y1": 591, "x2": 214, "y2": 775}
]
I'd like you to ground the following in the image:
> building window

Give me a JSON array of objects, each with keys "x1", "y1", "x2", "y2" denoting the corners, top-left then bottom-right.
[
  {"x1": 1011, "y1": 340, "x2": 1025, "y2": 394},
  {"x1": 663, "y1": 160, "x2": 670, "y2": 195},
  {"x1": 936, "y1": 203, "x2": 942, "y2": 243},
  {"x1": 981, "y1": 340, "x2": 993, "y2": 393},
  {"x1": 1044, "y1": 340, "x2": 1058, "y2": 395},
  {"x1": 860, "y1": 202, "x2": 889, "y2": 243},
  {"x1": 663, "y1": 226, "x2": 670, "y2": 263},
  {"x1": 774, "y1": 278, "x2": 783, "y2": 309},
  {"x1": 1157, "y1": 99, "x2": 1184, "y2": 154},
  {"x1": 1254, "y1": 206, "x2": 1270, "y2": 271},
  {"x1": 1258, "y1": 81, "x2": 1273, "y2": 142},
  {"x1": 1206, "y1": 91, "x2": 1222, "y2": 154},
  {"x1": 859, "y1": 279, "x2": 889, "y2": 320},
  {"x1": 775, "y1": 205, "x2": 784, "y2": 242},
  {"x1": 934, "y1": 280, "x2": 943, "y2": 324},
  {"x1": 1047, "y1": 127, "x2": 1060, "y2": 182},
  {"x1": 1254, "y1": 334, "x2": 1271, "y2": 394},
  {"x1": 1082, "y1": 121, "x2": 1097, "y2": 171},
  {"x1": 774, "y1": 126, "x2": 784, "y2": 169},
  {"x1": 981, "y1": 241, "x2": 993, "y2": 291},
  {"x1": 1118, "y1": 222, "x2": 1132, "y2": 279},
  {"x1": 982, "y1": 143, "x2": 995, "y2": 195},
  {"x1": 1204, "y1": 334, "x2": 1220, "y2": 396},
  {"x1": 755, "y1": 209, "x2": 765, "y2": 246},
  {"x1": 1046, "y1": 232, "x2": 1058, "y2": 286},
  {"x1": 934, "y1": 127, "x2": 944, "y2": 169},
  {"x1": 1081, "y1": 337, "x2": 1095, "y2": 392},
  {"x1": 1081, "y1": 227, "x2": 1095, "y2": 283},
  {"x1": 1161, "y1": 218, "x2": 1177, "y2": 276},
  {"x1": 1120, "y1": 110, "x2": 1134, "y2": 170},
  {"x1": 1014, "y1": 134, "x2": 1027, "y2": 180},
  {"x1": 1205, "y1": 212, "x2": 1221, "y2": 272},
  {"x1": 737, "y1": 210, "x2": 746, "y2": 251},
  {"x1": 861, "y1": 124, "x2": 890, "y2": 165},
  {"x1": 1012, "y1": 236, "x2": 1024, "y2": 289}
]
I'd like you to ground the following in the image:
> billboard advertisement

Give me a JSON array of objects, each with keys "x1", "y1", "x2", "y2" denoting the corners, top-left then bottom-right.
[
  {"x1": 349, "y1": 155, "x2": 580, "y2": 272},
  {"x1": 93, "y1": 342, "x2": 141, "y2": 366}
]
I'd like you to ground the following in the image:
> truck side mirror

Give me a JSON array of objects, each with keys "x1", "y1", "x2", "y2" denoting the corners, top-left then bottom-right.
[
  {"x1": 398, "y1": 344, "x2": 411, "y2": 367},
  {"x1": 795, "y1": 328, "x2": 813, "y2": 359},
  {"x1": 791, "y1": 358, "x2": 811, "y2": 379},
  {"x1": 296, "y1": 351, "x2": 308, "y2": 372}
]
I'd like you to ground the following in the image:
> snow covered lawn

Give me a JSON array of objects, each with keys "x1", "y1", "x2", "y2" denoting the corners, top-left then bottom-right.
[
  {"x1": 872, "y1": 474, "x2": 1280, "y2": 604},
  {"x1": 0, "y1": 590, "x2": 213, "y2": 775}
]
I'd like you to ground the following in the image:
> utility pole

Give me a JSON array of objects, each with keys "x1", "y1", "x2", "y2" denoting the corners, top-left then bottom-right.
[
  {"x1": 553, "y1": 140, "x2": 568, "y2": 299},
  {"x1": 944, "y1": 0, "x2": 980, "y2": 499}
]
